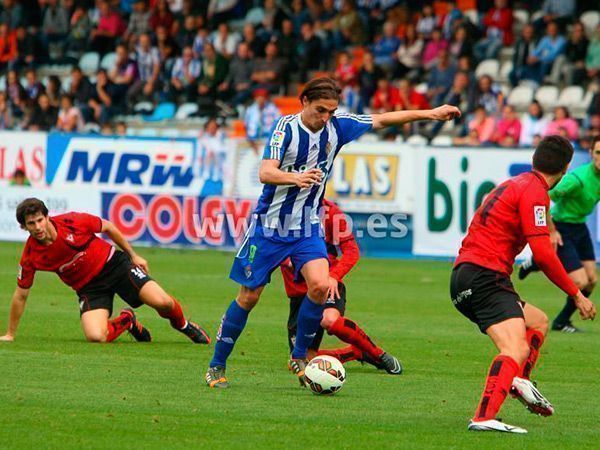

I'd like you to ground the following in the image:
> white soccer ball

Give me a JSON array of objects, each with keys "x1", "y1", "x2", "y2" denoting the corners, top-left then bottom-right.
[{"x1": 304, "y1": 355, "x2": 346, "y2": 395}]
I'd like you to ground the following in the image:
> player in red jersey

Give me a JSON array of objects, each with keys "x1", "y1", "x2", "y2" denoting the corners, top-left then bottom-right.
[
  {"x1": 451, "y1": 136, "x2": 596, "y2": 434},
  {"x1": 0, "y1": 198, "x2": 210, "y2": 345},
  {"x1": 281, "y1": 199, "x2": 402, "y2": 375}
]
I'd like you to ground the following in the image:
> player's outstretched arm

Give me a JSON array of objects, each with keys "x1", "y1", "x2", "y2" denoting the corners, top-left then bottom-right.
[
  {"x1": 101, "y1": 219, "x2": 149, "y2": 273},
  {"x1": 0, "y1": 287, "x2": 30, "y2": 342},
  {"x1": 371, "y1": 105, "x2": 461, "y2": 130},
  {"x1": 259, "y1": 159, "x2": 323, "y2": 188}
]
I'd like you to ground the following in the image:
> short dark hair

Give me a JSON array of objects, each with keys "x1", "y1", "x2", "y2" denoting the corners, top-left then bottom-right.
[
  {"x1": 299, "y1": 77, "x2": 341, "y2": 103},
  {"x1": 532, "y1": 135, "x2": 574, "y2": 175},
  {"x1": 16, "y1": 198, "x2": 49, "y2": 226}
]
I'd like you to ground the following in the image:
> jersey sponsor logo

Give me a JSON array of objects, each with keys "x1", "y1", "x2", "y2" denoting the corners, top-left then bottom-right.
[
  {"x1": 130, "y1": 266, "x2": 147, "y2": 279},
  {"x1": 534, "y1": 206, "x2": 547, "y2": 226},
  {"x1": 270, "y1": 130, "x2": 285, "y2": 148}
]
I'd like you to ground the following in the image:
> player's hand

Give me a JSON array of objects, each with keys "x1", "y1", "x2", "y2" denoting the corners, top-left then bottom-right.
[
  {"x1": 0, "y1": 334, "x2": 14, "y2": 342},
  {"x1": 295, "y1": 169, "x2": 323, "y2": 189},
  {"x1": 131, "y1": 254, "x2": 150, "y2": 274},
  {"x1": 431, "y1": 105, "x2": 461, "y2": 121},
  {"x1": 327, "y1": 276, "x2": 340, "y2": 300},
  {"x1": 574, "y1": 291, "x2": 596, "y2": 320},
  {"x1": 550, "y1": 230, "x2": 563, "y2": 250}
]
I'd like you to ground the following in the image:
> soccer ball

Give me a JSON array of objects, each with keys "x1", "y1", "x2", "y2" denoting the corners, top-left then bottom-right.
[{"x1": 304, "y1": 355, "x2": 346, "y2": 395}]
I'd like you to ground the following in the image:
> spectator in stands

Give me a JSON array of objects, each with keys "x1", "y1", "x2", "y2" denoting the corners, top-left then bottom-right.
[
  {"x1": 339, "y1": 83, "x2": 361, "y2": 113},
  {"x1": 371, "y1": 20, "x2": 400, "y2": 73},
  {"x1": 250, "y1": 41, "x2": 283, "y2": 95},
  {"x1": 580, "y1": 114, "x2": 600, "y2": 150},
  {"x1": 100, "y1": 122, "x2": 113, "y2": 135},
  {"x1": 13, "y1": 25, "x2": 37, "y2": 70},
  {"x1": 440, "y1": 1, "x2": 463, "y2": 40},
  {"x1": 244, "y1": 88, "x2": 281, "y2": 154},
  {"x1": 428, "y1": 70, "x2": 471, "y2": 140},
  {"x1": 358, "y1": 50, "x2": 384, "y2": 111},
  {"x1": 109, "y1": 44, "x2": 138, "y2": 112},
  {"x1": 491, "y1": 104, "x2": 521, "y2": 147},
  {"x1": 156, "y1": 24, "x2": 178, "y2": 54},
  {"x1": 453, "y1": 106, "x2": 495, "y2": 146},
  {"x1": 371, "y1": 78, "x2": 400, "y2": 113},
  {"x1": 449, "y1": 26, "x2": 473, "y2": 60},
  {"x1": 427, "y1": 49, "x2": 457, "y2": 106},
  {"x1": 545, "y1": 106, "x2": 579, "y2": 141},
  {"x1": 276, "y1": 19, "x2": 298, "y2": 75},
  {"x1": 0, "y1": 0, "x2": 23, "y2": 29},
  {"x1": 89, "y1": 68, "x2": 120, "y2": 124},
  {"x1": 56, "y1": 94, "x2": 84, "y2": 132},
  {"x1": 296, "y1": 21, "x2": 321, "y2": 82},
  {"x1": 45, "y1": 75, "x2": 62, "y2": 108},
  {"x1": 586, "y1": 26, "x2": 600, "y2": 82},
  {"x1": 528, "y1": 21, "x2": 566, "y2": 85},
  {"x1": 212, "y1": 22, "x2": 238, "y2": 60},
  {"x1": 9, "y1": 168, "x2": 30, "y2": 186},
  {"x1": 23, "y1": 68, "x2": 43, "y2": 104},
  {"x1": 473, "y1": 0, "x2": 513, "y2": 62},
  {"x1": 41, "y1": 0, "x2": 69, "y2": 58},
  {"x1": 563, "y1": 21, "x2": 589, "y2": 86},
  {"x1": 193, "y1": 25, "x2": 209, "y2": 58},
  {"x1": 218, "y1": 41, "x2": 253, "y2": 107},
  {"x1": 471, "y1": 74, "x2": 503, "y2": 115},
  {"x1": 289, "y1": 0, "x2": 310, "y2": 35},
  {"x1": 335, "y1": 51, "x2": 358, "y2": 87},
  {"x1": 125, "y1": 0, "x2": 151, "y2": 45},
  {"x1": 509, "y1": 24, "x2": 537, "y2": 87},
  {"x1": 0, "y1": 23, "x2": 17, "y2": 72},
  {"x1": 395, "y1": 23, "x2": 424, "y2": 80},
  {"x1": 150, "y1": 0, "x2": 175, "y2": 34},
  {"x1": 24, "y1": 93, "x2": 57, "y2": 131},
  {"x1": 416, "y1": 4, "x2": 437, "y2": 40},
  {"x1": 68, "y1": 66, "x2": 94, "y2": 120},
  {"x1": 520, "y1": 100, "x2": 549, "y2": 147},
  {"x1": 258, "y1": 0, "x2": 286, "y2": 40},
  {"x1": 535, "y1": 0, "x2": 575, "y2": 34},
  {"x1": 241, "y1": 22, "x2": 265, "y2": 59},
  {"x1": 199, "y1": 117, "x2": 229, "y2": 186},
  {"x1": 333, "y1": 0, "x2": 366, "y2": 49},
  {"x1": 197, "y1": 42, "x2": 229, "y2": 115},
  {"x1": 0, "y1": 92, "x2": 14, "y2": 129},
  {"x1": 130, "y1": 32, "x2": 160, "y2": 103},
  {"x1": 397, "y1": 78, "x2": 431, "y2": 138},
  {"x1": 91, "y1": 1, "x2": 127, "y2": 56},
  {"x1": 170, "y1": 45, "x2": 200, "y2": 102},
  {"x1": 66, "y1": 6, "x2": 92, "y2": 58},
  {"x1": 207, "y1": 0, "x2": 241, "y2": 27},
  {"x1": 5, "y1": 68, "x2": 25, "y2": 116},
  {"x1": 115, "y1": 121, "x2": 127, "y2": 136},
  {"x1": 423, "y1": 28, "x2": 448, "y2": 70}
]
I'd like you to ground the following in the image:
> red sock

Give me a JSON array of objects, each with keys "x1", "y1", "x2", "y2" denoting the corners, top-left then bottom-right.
[
  {"x1": 473, "y1": 355, "x2": 519, "y2": 421},
  {"x1": 519, "y1": 328, "x2": 545, "y2": 379},
  {"x1": 317, "y1": 345, "x2": 363, "y2": 363},
  {"x1": 106, "y1": 311, "x2": 133, "y2": 342},
  {"x1": 158, "y1": 298, "x2": 187, "y2": 330},
  {"x1": 327, "y1": 317, "x2": 385, "y2": 360}
]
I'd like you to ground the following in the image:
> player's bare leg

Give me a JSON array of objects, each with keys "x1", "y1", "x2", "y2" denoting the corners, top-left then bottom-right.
[
  {"x1": 288, "y1": 259, "x2": 329, "y2": 386},
  {"x1": 138, "y1": 281, "x2": 209, "y2": 344},
  {"x1": 468, "y1": 318, "x2": 529, "y2": 433},
  {"x1": 206, "y1": 285, "x2": 264, "y2": 388},
  {"x1": 80, "y1": 308, "x2": 150, "y2": 342}
]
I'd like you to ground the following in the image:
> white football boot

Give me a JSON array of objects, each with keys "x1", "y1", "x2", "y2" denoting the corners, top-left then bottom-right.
[
  {"x1": 468, "y1": 419, "x2": 528, "y2": 434},
  {"x1": 511, "y1": 376, "x2": 555, "y2": 416}
]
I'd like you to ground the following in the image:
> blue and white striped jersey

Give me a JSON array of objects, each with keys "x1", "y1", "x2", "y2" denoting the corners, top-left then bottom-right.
[{"x1": 254, "y1": 112, "x2": 373, "y2": 232}]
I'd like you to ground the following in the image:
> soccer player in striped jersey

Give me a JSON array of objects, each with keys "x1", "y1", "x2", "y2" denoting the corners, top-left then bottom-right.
[{"x1": 205, "y1": 77, "x2": 460, "y2": 388}]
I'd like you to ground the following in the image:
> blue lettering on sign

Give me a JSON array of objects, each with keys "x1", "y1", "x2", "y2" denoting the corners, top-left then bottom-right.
[
  {"x1": 151, "y1": 165, "x2": 194, "y2": 187},
  {"x1": 115, "y1": 153, "x2": 150, "y2": 184},
  {"x1": 67, "y1": 151, "x2": 114, "y2": 182}
]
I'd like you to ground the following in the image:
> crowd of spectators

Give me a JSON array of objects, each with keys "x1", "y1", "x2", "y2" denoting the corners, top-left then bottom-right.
[{"x1": 0, "y1": 0, "x2": 597, "y2": 150}]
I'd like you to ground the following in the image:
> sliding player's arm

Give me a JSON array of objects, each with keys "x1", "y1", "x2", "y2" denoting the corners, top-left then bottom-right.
[
  {"x1": 0, "y1": 287, "x2": 30, "y2": 342},
  {"x1": 371, "y1": 104, "x2": 461, "y2": 130},
  {"x1": 101, "y1": 219, "x2": 149, "y2": 273}
]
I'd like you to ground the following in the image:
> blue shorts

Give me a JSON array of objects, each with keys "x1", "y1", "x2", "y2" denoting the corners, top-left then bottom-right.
[
  {"x1": 230, "y1": 223, "x2": 328, "y2": 290},
  {"x1": 555, "y1": 221, "x2": 596, "y2": 273}
]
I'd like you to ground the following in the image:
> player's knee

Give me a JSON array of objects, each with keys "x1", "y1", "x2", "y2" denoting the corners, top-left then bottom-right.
[
  {"x1": 320, "y1": 310, "x2": 339, "y2": 330},
  {"x1": 535, "y1": 313, "x2": 549, "y2": 335},
  {"x1": 307, "y1": 281, "x2": 329, "y2": 303},
  {"x1": 237, "y1": 290, "x2": 260, "y2": 310},
  {"x1": 573, "y1": 275, "x2": 589, "y2": 290},
  {"x1": 85, "y1": 331, "x2": 107, "y2": 343}
]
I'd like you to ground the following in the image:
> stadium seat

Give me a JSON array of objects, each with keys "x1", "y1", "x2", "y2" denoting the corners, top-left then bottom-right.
[
  {"x1": 406, "y1": 134, "x2": 428, "y2": 145},
  {"x1": 475, "y1": 59, "x2": 500, "y2": 78},
  {"x1": 431, "y1": 135, "x2": 452, "y2": 146},
  {"x1": 273, "y1": 96, "x2": 301, "y2": 115},
  {"x1": 507, "y1": 85, "x2": 534, "y2": 112},
  {"x1": 79, "y1": 52, "x2": 100, "y2": 76},
  {"x1": 498, "y1": 61, "x2": 513, "y2": 83},
  {"x1": 142, "y1": 102, "x2": 176, "y2": 122},
  {"x1": 581, "y1": 11, "x2": 600, "y2": 37},
  {"x1": 571, "y1": 90, "x2": 594, "y2": 119},
  {"x1": 244, "y1": 7, "x2": 264, "y2": 25},
  {"x1": 134, "y1": 101, "x2": 154, "y2": 114},
  {"x1": 513, "y1": 9, "x2": 529, "y2": 34},
  {"x1": 175, "y1": 102, "x2": 199, "y2": 119},
  {"x1": 229, "y1": 119, "x2": 246, "y2": 137},
  {"x1": 557, "y1": 86, "x2": 585, "y2": 110},
  {"x1": 463, "y1": 9, "x2": 479, "y2": 26},
  {"x1": 100, "y1": 52, "x2": 117, "y2": 70},
  {"x1": 534, "y1": 86, "x2": 559, "y2": 110},
  {"x1": 0, "y1": 75, "x2": 5, "y2": 90},
  {"x1": 414, "y1": 82, "x2": 428, "y2": 94}
]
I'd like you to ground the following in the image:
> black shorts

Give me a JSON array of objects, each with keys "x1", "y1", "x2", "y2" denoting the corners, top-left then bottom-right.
[
  {"x1": 77, "y1": 251, "x2": 153, "y2": 316},
  {"x1": 287, "y1": 283, "x2": 347, "y2": 353},
  {"x1": 555, "y1": 221, "x2": 596, "y2": 273},
  {"x1": 450, "y1": 263, "x2": 525, "y2": 334}
]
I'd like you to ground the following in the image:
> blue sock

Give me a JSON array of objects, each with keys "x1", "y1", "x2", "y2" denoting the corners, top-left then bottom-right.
[
  {"x1": 210, "y1": 300, "x2": 250, "y2": 368},
  {"x1": 291, "y1": 295, "x2": 324, "y2": 359}
]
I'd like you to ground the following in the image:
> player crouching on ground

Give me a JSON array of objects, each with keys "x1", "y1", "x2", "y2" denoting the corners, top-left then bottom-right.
[
  {"x1": 451, "y1": 136, "x2": 596, "y2": 434},
  {"x1": 0, "y1": 198, "x2": 210, "y2": 345},
  {"x1": 282, "y1": 198, "x2": 402, "y2": 374}
]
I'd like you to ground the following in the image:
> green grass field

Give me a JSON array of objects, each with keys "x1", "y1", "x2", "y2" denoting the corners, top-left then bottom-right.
[{"x1": 0, "y1": 241, "x2": 599, "y2": 449}]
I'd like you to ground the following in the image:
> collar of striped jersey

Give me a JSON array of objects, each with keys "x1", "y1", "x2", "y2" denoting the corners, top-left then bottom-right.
[{"x1": 297, "y1": 113, "x2": 325, "y2": 138}]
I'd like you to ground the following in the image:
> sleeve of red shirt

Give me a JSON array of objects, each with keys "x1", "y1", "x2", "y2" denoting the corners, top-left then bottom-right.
[
  {"x1": 17, "y1": 246, "x2": 35, "y2": 289},
  {"x1": 528, "y1": 236, "x2": 579, "y2": 297},
  {"x1": 326, "y1": 203, "x2": 360, "y2": 281},
  {"x1": 70, "y1": 212, "x2": 103, "y2": 233},
  {"x1": 329, "y1": 238, "x2": 360, "y2": 282}
]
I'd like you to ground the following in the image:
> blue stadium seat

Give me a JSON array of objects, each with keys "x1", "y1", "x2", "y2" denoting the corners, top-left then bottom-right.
[{"x1": 142, "y1": 102, "x2": 176, "y2": 122}]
